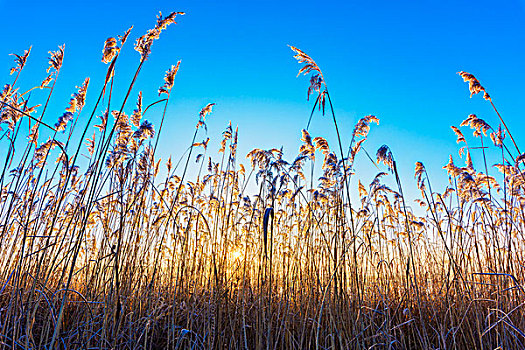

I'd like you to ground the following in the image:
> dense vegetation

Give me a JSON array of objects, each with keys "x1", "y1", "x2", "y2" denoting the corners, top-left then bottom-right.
[{"x1": 0, "y1": 11, "x2": 524, "y2": 349}]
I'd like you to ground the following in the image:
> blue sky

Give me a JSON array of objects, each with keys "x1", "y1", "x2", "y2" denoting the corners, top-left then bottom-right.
[{"x1": 1, "y1": 0, "x2": 524, "y2": 202}]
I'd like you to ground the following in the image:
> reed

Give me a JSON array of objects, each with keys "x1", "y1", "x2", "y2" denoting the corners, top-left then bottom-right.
[{"x1": 0, "y1": 11, "x2": 524, "y2": 350}]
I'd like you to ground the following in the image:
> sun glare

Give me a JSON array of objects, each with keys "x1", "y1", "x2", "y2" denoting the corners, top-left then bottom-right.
[{"x1": 231, "y1": 248, "x2": 243, "y2": 261}]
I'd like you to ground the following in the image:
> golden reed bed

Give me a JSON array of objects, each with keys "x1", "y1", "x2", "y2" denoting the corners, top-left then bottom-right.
[{"x1": 0, "y1": 11, "x2": 524, "y2": 349}]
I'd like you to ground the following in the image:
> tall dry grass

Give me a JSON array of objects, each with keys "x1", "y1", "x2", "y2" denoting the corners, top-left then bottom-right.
[{"x1": 0, "y1": 11, "x2": 524, "y2": 350}]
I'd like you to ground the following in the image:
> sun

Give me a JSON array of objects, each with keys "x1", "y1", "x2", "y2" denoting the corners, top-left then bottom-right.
[{"x1": 231, "y1": 248, "x2": 243, "y2": 261}]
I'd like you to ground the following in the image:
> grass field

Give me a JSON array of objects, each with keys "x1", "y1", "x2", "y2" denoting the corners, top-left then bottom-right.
[{"x1": 1, "y1": 11, "x2": 524, "y2": 349}]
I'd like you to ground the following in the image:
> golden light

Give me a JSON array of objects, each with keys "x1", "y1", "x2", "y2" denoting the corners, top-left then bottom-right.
[{"x1": 231, "y1": 249, "x2": 243, "y2": 261}]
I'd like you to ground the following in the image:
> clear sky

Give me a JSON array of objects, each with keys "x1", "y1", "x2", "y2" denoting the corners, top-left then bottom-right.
[{"x1": 1, "y1": 0, "x2": 524, "y2": 201}]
